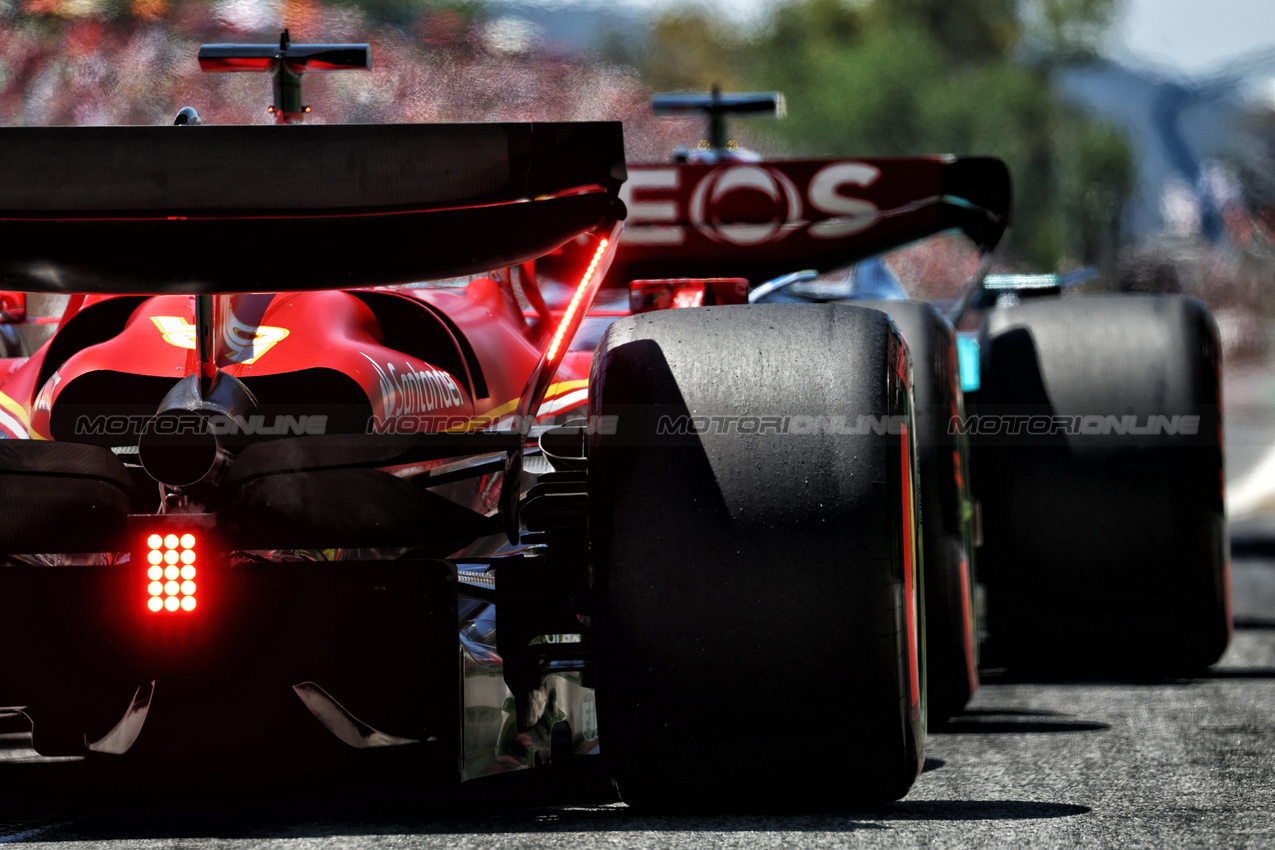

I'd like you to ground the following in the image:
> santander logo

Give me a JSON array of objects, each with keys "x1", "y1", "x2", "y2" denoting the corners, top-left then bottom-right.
[{"x1": 622, "y1": 161, "x2": 884, "y2": 248}]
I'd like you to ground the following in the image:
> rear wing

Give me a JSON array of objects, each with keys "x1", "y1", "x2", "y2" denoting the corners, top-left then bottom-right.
[
  {"x1": 607, "y1": 156, "x2": 1009, "y2": 285},
  {"x1": 0, "y1": 121, "x2": 626, "y2": 294}
]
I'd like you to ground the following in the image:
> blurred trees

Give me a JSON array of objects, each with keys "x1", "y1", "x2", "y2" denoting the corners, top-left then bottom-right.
[{"x1": 621, "y1": 0, "x2": 1134, "y2": 272}]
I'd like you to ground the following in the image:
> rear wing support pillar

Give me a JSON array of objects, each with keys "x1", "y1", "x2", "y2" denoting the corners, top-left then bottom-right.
[
  {"x1": 652, "y1": 86, "x2": 785, "y2": 154},
  {"x1": 198, "y1": 31, "x2": 371, "y2": 124}
]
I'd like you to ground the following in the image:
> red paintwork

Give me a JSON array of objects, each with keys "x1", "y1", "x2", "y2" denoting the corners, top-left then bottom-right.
[{"x1": 0, "y1": 271, "x2": 597, "y2": 440}]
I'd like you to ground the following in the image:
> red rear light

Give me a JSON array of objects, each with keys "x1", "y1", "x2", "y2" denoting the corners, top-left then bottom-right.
[
  {"x1": 138, "y1": 526, "x2": 204, "y2": 614},
  {"x1": 545, "y1": 237, "x2": 610, "y2": 363}
]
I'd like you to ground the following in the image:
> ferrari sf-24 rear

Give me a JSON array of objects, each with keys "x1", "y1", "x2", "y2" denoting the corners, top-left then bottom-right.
[{"x1": 0, "y1": 37, "x2": 1017, "y2": 808}]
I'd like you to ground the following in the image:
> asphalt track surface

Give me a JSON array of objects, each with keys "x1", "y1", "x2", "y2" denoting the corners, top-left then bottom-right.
[{"x1": 0, "y1": 404, "x2": 1273, "y2": 847}]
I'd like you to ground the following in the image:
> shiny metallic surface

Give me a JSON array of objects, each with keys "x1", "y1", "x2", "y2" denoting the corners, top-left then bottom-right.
[{"x1": 460, "y1": 593, "x2": 598, "y2": 782}]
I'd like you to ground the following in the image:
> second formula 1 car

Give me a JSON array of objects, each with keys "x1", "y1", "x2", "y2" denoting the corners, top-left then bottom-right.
[{"x1": 594, "y1": 91, "x2": 1230, "y2": 708}]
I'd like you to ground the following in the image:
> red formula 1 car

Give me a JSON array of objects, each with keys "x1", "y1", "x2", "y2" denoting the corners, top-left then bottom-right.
[{"x1": 1, "y1": 41, "x2": 1016, "y2": 808}]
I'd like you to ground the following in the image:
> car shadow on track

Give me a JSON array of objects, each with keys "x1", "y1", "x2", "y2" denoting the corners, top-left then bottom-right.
[
  {"x1": 0, "y1": 708, "x2": 1092, "y2": 839},
  {"x1": 931, "y1": 707, "x2": 1110, "y2": 735},
  {"x1": 0, "y1": 740, "x2": 1091, "y2": 840},
  {"x1": 1195, "y1": 667, "x2": 1275, "y2": 678},
  {"x1": 0, "y1": 792, "x2": 1093, "y2": 841}
]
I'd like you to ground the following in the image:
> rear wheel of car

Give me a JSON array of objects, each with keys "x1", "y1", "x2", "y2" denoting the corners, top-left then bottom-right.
[
  {"x1": 589, "y1": 304, "x2": 924, "y2": 809},
  {"x1": 971, "y1": 294, "x2": 1229, "y2": 674},
  {"x1": 859, "y1": 300, "x2": 978, "y2": 721}
]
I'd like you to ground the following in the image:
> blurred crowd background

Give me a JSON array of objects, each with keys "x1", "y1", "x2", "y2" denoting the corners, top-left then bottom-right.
[{"x1": 3, "y1": 0, "x2": 1275, "y2": 376}]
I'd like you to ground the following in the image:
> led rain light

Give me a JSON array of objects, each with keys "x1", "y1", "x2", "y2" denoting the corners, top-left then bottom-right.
[
  {"x1": 545, "y1": 237, "x2": 609, "y2": 363},
  {"x1": 144, "y1": 529, "x2": 200, "y2": 613}
]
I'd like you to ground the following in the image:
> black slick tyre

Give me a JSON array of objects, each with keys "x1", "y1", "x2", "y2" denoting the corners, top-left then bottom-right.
[
  {"x1": 971, "y1": 294, "x2": 1228, "y2": 674},
  {"x1": 859, "y1": 300, "x2": 978, "y2": 721},
  {"x1": 588, "y1": 304, "x2": 924, "y2": 809}
]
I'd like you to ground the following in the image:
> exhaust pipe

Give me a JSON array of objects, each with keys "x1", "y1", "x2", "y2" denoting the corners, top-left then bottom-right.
[{"x1": 138, "y1": 371, "x2": 258, "y2": 488}]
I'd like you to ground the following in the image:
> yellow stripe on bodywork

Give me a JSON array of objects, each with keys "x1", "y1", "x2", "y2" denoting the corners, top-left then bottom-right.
[
  {"x1": 544, "y1": 379, "x2": 589, "y2": 398},
  {"x1": 0, "y1": 390, "x2": 30, "y2": 428},
  {"x1": 444, "y1": 380, "x2": 590, "y2": 432},
  {"x1": 0, "y1": 389, "x2": 42, "y2": 438}
]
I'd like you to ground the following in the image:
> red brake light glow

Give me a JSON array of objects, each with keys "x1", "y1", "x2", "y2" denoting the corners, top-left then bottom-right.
[
  {"x1": 545, "y1": 237, "x2": 609, "y2": 363},
  {"x1": 145, "y1": 531, "x2": 199, "y2": 613}
]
